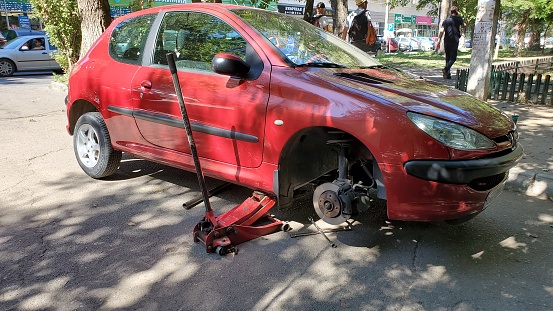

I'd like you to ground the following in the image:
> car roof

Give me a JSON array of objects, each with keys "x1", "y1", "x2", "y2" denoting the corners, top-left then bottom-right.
[
  {"x1": 109, "y1": 3, "x2": 261, "y2": 24},
  {"x1": 9, "y1": 29, "x2": 45, "y2": 35}
]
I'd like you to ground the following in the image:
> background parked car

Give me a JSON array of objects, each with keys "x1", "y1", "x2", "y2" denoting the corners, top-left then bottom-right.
[
  {"x1": 2, "y1": 29, "x2": 45, "y2": 41},
  {"x1": 0, "y1": 32, "x2": 6, "y2": 47},
  {"x1": 396, "y1": 37, "x2": 420, "y2": 52},
  {"x1": 0, "y1": 35, "x2": 62, "y2": 77},
  {"x1": 386, "y1": 37, "x2": 399, "y2": 52},
  {"x1": 416, "y1": 37, "x2": 435, "y2": 51},
  {"x1": 465, "y1": 39, "x2": 471, "y2": 48}
]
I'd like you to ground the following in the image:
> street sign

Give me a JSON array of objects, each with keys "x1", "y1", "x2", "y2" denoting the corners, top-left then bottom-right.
[
  {"x1": 388, "y1": 23, "x2": 394, "y2": 31},
  {"x1": 394, "y1": 14, "x2": 402, "y2": 23},
  {"x1": 18, "y1": 15, "x2": 30, "y2": 29}
]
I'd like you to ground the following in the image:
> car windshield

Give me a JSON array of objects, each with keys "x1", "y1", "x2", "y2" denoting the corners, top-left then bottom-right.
[{"x1": 231, "y1": 9, "x2": 380, "y2": 68}]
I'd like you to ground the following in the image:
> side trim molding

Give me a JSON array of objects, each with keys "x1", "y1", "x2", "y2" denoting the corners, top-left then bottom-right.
[{"x1": 108, "y1": 106, "x2": 259, "y2": 143}]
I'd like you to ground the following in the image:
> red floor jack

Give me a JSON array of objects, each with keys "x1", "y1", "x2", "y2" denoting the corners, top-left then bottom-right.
[{"x1": 167, "y1": 53, "x2": 287, "y2": 255}]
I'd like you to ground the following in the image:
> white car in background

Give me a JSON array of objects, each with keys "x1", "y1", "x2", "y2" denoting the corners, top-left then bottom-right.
[
  {"x1": 416, "y1": 37, "x2": 435, "y2": 51},
  {"x1": 0, "y1": 35, "x2": 62, "y2": 77},
  {"x1": 396, "y1": 37, "x2": 421, "y2": 52}
]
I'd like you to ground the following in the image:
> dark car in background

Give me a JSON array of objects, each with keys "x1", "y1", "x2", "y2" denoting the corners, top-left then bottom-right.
[{"x1": 66, "y1": 4, "x2": 521, "y2": 225}]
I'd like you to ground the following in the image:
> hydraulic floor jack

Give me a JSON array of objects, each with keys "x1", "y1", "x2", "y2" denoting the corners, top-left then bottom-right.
[{"x1": 167, "y1": 53, "x2": 286, "y2": 255}]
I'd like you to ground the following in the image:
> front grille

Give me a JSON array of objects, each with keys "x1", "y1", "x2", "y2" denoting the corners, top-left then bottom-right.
[
  {"x1": 468, "y1": 172, "x2": 507, "y2": 191},
  {"x1": 492, "y1": 130, "x2": 518, "y2": 148}
]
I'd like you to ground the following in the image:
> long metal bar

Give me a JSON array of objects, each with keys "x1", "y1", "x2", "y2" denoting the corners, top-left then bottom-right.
[
  {"x1": 183, "y1": 182, "x2": 231, "y2": 210},
  {"x1": 166, "y1": 53, "x2": 212, "y2": 213},
  {"x1": 308, "y1": 217, "x2": 337, "y2": 248},
  {"x1": 290, "y1": 226, "x2": 351, "y2": 238}
]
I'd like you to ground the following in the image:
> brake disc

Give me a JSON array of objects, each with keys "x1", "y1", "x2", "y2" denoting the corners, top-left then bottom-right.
[{"x1": 312, "y1": 182, "x2": 351, "y2": 225}]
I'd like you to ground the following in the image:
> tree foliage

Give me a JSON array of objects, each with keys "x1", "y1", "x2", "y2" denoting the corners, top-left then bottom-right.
[
  {"x1": 29, "y1": 0, "x2": 81, "y2": 73},
  {"x1": 129, "y1": 0, "x2": 154, "y2": 11},
  {"x1": 502, "y1": 0, "x2": 553, "y2": 55}
]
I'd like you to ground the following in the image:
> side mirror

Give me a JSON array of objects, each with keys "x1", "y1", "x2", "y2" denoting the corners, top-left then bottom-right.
[{"x1": 212, "y1": 53, "x2": 250, "y2": 78}]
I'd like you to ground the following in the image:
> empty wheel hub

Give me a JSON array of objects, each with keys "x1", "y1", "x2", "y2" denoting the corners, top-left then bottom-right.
[
  {"x1": 318, "y1": 190, "x2": 342, "y2": 218},
  {"x1": 312, "y1": 182, "x2": 351, "y2": 225}
]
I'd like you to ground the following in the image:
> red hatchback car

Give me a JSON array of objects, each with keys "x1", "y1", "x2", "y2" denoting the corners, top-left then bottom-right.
[{"x1": 66, "y1": 4, "x2": 522, "y2": 225}]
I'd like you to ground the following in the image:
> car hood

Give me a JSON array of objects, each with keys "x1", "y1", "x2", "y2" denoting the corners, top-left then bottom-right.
[{"x1": 312, "y1": 66, "x2": 514, "y2": 138}]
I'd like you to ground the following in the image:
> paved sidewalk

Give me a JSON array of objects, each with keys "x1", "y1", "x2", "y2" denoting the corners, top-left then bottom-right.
[{"x1": 404, "y1": 67, "x2": 553, "y2": 199}]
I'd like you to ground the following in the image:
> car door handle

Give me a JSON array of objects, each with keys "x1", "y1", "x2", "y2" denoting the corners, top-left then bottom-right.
[
  {"x1": 42, "y1": 52, "x2": 47, "y2": 54},
  {"x1": 140, "y1": 80, "x2": 152, "y2": 91}
]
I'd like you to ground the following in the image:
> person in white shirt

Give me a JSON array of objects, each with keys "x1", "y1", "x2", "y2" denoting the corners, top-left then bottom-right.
[{"x1": 312, "y1": 2, "x2": 331, "y2": 32}]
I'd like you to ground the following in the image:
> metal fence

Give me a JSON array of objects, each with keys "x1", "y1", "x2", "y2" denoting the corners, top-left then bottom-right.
[{"x1": 455, "y1": 56, "x2": 553, "y2": 104}]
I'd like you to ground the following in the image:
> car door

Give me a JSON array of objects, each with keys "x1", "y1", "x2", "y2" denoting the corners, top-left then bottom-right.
[
  {"x1": 44, "y1": 37, "x2": 61, "y2": 70},
  {"x1": 130, "y1": 10, "x2": 270, "y2": 168},
  {"x1": 16, "y1": 36, "x2": 52, "y2": 70}
]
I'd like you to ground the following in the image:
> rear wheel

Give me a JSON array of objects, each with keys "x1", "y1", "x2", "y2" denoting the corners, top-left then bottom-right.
[
  {"x1": 0, "y1": 59, "x2": 15, "y2": 77},
  {"x1": 73, "y1": 112, "x2": 122, "y2": 178}
]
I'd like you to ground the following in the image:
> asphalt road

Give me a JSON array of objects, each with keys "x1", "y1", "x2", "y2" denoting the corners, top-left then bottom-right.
[{"x1": 1, "y1": 74, "x2": 552, "y2": 311}]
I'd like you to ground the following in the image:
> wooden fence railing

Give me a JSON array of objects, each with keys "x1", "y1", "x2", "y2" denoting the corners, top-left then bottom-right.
[
  {"x1": 455, "y1": 56, "x2": 553, "y2": 104},
  {"x1": 491, "y1": 56, "x2": 553, "y2": 76}
]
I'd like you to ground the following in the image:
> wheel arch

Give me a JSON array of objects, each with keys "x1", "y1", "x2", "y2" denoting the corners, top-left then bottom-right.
[
  {"x1": 68, "y1": 100, "x2": 99, "y2": 135},
  {"x1": 276, "y1": 126, "x2": 384, "y2": 208}
]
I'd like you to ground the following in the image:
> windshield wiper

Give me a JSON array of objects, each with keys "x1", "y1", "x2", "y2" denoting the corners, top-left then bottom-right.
[
  {"x1": 358, "y1": 65, "x2": 388, "y2": 69},
  {"x1": 296, "y1": 62, "x2": 346, "y2": 68}
]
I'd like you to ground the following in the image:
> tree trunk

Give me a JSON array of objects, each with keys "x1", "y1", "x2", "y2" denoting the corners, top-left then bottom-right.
[
  {"x1": 437, "y1": 0, "x2": 451, "y2": 54},
  {"x1": 528, "y1": 19, "x2": 541, "y2": 51},
  {"x1": 77, "y1": 0, "x2": 111, "y2": 59},
  {"x1": 304, "y1": 0, "x2": 315, "y2": 22},
  {"x1": 514, "y1": 10, "x2": 529, "y2": 57},
  {"x1": 330, "y1": 0, "x2": 347, "y2": 37}
]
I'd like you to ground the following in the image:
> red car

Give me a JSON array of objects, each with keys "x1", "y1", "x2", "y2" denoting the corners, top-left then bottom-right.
[
  {"x1": 66, "y1": 4, "x2": 522, "y2": 225},
  {"x1": 387, "y1": 37, "x2": 399, "y2": 52}
]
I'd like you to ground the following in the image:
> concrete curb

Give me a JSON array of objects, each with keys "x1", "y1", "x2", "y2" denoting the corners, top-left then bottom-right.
[
  {"x1": 49, "y1": 81, "x2": 68, "y2": 93},
  {"x1": 506, "y1": 168, "x2": 553, "y2": 198}
]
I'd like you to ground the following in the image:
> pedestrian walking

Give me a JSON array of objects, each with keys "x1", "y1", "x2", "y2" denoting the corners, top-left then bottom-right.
[
  {"x1": 341, "y1": 0, "x2": 376, "y2": 53},
  {"x1": 311, "y1": 2, "x2": 331, "y2": 32},
  {"x1": 436, "y1": 6, "x2": 466, "y2": 79}
]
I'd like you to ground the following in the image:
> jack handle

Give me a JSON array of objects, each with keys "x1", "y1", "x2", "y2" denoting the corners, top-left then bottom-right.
[
  {"x1": 167, "y1": 53, "x2": 212, "y2": 214},
  {"x1": 308, "y1": 217, "x2": 337, "y2": 248}
]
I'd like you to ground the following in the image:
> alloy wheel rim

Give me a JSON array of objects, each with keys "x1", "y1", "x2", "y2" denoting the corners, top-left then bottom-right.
[
  {"x1": 76, "y1": 124, "x2": 100, "y2": 167},
  {"x1": 0, "y1": 61, "x2": 13, "y2": 75}
]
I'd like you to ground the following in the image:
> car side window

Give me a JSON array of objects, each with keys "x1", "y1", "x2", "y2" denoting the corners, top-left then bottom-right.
[
  {"x1": 153, "y1": 11, "x2": 247, "y2": 71},
  {"x1": 109, "y1": 14, "x2": 156, "y2": 65}
]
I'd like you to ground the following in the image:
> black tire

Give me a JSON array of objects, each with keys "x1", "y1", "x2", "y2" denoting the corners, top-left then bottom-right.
[
  {"x1": 0, "y1": 59, "x2": 15, "y2": 77},
  {"x1": 73, "y1": 112, "x2": 122, "y2": 178}
]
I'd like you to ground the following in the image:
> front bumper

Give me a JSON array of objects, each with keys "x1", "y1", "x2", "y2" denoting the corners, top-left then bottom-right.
[
  {"x1": 403, "y1": 143, "x2": 523, "y2": 184},
  {"x1": 382, "y1": 143, "x2": 522, "y2": 221}
]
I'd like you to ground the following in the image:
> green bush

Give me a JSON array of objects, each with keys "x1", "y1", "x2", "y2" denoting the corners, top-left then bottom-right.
[{"x1": 30, "y1": 0, "x2": 81, "y2": 73}]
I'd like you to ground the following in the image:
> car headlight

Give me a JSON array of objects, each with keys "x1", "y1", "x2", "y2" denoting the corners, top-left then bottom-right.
[{"x1": 407, "y1": 112, "x2": 495, "y2": 150}]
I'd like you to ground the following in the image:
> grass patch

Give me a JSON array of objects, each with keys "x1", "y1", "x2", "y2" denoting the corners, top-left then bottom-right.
[
  {"x1": 53, "y1": 73, "x2": 69, "y2": 84},
  {"x1": 375, "y1": 50, "x2": 472, "y2": 69},
  {"x1": 375, "y1": 47, "x2": 553, "y2": 69}
]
